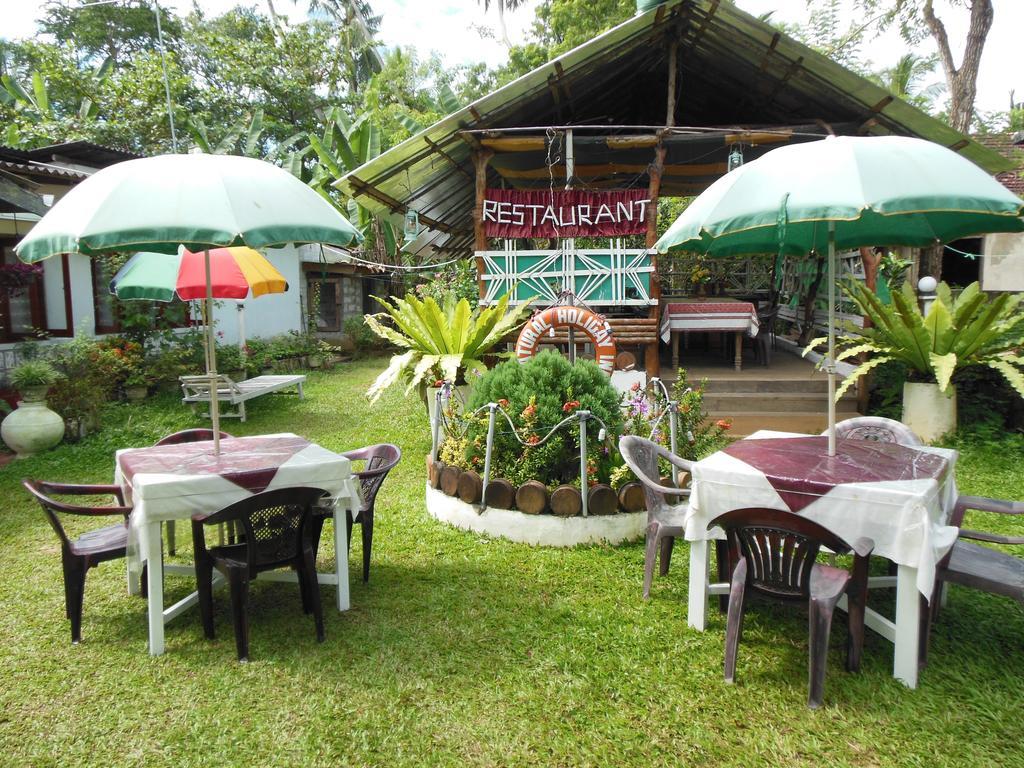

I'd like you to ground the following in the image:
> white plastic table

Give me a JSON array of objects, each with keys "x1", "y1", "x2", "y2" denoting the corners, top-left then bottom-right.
[
  {"x1": 684, "y1": 430, "x2": 959, "y2": 689},
  {"x1": 116, "y1": 433, "x2": 361, "y2": 656}
]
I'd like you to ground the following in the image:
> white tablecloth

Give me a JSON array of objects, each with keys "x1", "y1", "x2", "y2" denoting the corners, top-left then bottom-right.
[{"x1": 685, "y1": 430, "x2": 959, "y2": 598}]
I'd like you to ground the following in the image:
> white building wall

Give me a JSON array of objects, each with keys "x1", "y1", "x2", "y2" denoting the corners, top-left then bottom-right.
[{"x1": 981, "y1": 233, "x2": 1024, "y2": 292}]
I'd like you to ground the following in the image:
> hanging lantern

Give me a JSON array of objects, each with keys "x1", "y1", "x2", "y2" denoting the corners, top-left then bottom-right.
[
  {"x1": 727, "y1": 144, "x2": 744, "y2": 173},
  {"x1": 403, "y1": 209, "x2": 420, "y2": 243}
]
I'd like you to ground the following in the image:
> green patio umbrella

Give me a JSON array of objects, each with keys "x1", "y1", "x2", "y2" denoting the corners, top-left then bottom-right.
[
  {"x1": 15, "y1": 153, "x2": 363, "y2": 454},
  {"x1": 655, "y1": 135, "x2": 1024, "y2": 454}
]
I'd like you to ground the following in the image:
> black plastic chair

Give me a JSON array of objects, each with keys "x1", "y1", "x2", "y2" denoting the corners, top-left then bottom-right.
[
  {"x1": 920, "y1": 494, "x2": 1024, "y2": 666},
  {"x1": 153, "y1": 429, "x2": 233, "y2": 555},
  {"x1": 22, "y1": 479, "x2": 135, "y2": 644},
  {"x1": 310, "y1": 443, "x2": 401, "y2": 583},
  {"x1": 191, "y1": 486, "x2": 327, "y2": 662},
  {"x1": 708, "y1": 507, "x2": 873, "y2": 709},
  {"x1": 754, "y1": 305, "x2": 779, "y2": 366}
]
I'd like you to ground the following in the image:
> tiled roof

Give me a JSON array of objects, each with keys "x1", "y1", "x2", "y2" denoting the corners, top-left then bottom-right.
[{"x1": 973, "y1": 133, "x2": 1024, "y2": 196}]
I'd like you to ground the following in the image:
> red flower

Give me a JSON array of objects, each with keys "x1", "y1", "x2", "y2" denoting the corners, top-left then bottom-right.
[
  {"x1": 497, "y1": 398, "x2": 509, "y2": 409},
  {"x1": 630, "y1": 382, "x2": 641, "y2": 392},
  {"x1": 432, "y1": 379, "x2": 444, "y2": 387},
  {"x1": 526, "y1": 434, "x2": 540, "y2": 446},
  {"x1": 716, "y1": 419, "x2": 732, "y2": 431},
  {"x1": 522, "y1": 403, "x2": 536, "y2": 418},
  {"x1": 562, "y1": 400, "x2": 580, "y2": 413}
]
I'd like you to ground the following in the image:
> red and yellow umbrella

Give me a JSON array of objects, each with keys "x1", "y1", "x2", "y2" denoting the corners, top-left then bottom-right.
[{"x1": 109, "y1": 246, "x2": 288, "y2": 301}]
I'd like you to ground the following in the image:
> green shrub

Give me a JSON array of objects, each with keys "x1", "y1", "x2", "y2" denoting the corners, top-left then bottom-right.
[
  {"x1": 462, "y1": 352, "x2": 623, "y2": 487},
  {"x1": 9, "y1": 359, "x2": 61, "y2": 390},
  {"x1": 44, "y1": 334, "x2": 120, "y2": 439}
]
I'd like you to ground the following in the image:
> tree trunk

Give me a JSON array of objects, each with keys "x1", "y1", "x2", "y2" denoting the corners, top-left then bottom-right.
[
  {"x1": 440, "y1": 466, "x2": 461, "y2": 497},
  {"x1": 587, "y1": 484, "x2": 618, "y2": 516},
  {"x1": 919, "y1": 244, "x2": 943, "y2": 283},
  {"x1": 550, "y1": 485, "x2": 582, "y2": 517},
  {"x1": 457, "y1": 470, "x2": 483, "y2": 504},
  {"x1": 618, "y1": 482, "x2": 646, "y2": 512},
  {"x1": 923, "y1": 0, "x2": 993, "y2": 134},
  {"x1": 797, "y1": 253, "x2": 826, "y2": 346},
  {"x1": 515, "y1": 481, "x2": 549, "y2": 515},
  {"x1": 484, "y1": 478, "x2": 516, "y2": 509}
]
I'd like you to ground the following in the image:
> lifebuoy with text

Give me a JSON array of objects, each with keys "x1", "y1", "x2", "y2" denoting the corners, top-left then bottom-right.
[{"x1": 515, "y1": 307, "x2": 617, "y2": 374}]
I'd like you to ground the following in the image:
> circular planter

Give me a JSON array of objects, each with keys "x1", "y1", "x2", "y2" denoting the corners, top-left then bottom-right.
[
  {"x1": 902, "y1": 382, "x2": 956, "y2": 442},
  {"x1": 1, "y1": 399, "x2": 64, "y2": 458},
  {"x1": 424, "y1": 458, "x2": 646, "y2": 547},
  {"x1": 426, "y1": 484, "x2": 646, "y2": 547}
]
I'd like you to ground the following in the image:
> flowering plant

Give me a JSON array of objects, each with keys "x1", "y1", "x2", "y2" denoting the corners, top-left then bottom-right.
[{"x1": 689, "y1": 257, "x2": 712, "y2": 285}]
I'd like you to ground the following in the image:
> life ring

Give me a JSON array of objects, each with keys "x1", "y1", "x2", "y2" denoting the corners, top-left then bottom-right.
[{"x1": 515, "y1": 306, "x2": 617, "y2": 374}]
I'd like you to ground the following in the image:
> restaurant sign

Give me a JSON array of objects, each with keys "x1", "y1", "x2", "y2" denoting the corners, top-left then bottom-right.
[{"x1": 481, "y1": 189, "x2": 651, "y2": 238}]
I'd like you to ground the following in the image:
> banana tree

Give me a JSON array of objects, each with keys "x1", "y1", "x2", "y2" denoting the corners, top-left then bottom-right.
[
  {"x1": 805, "y1": 279, "x2": 1024, "y2": 401},
  {"x1": 185, "y1": 108, "x2": 311, "y2": 177},
  {"x1": 307, "y1": 106, "x2": 399, "y2": 260},
  {"x1": 364, "y1": 292, "x2": 533, "y2": 402}
]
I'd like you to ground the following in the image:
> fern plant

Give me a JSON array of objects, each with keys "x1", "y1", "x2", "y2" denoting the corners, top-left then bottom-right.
[
  {"x1": 364, "y1": 292, "x2": 532, "y2": 402},
  {"x1": 805, "y1": 280, "x2": 1024, "y2": 401}
]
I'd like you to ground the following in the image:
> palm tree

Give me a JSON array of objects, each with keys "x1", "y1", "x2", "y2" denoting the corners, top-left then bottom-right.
[
  {"x1": 868, "y1": 53, "x2": 946, "y2": 114},
  {"x1": 478, "y1": 0, "x2": 527, "y2": 48}
]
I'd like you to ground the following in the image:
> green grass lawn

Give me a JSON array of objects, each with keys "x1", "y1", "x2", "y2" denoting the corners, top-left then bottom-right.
[{"x1": 1, "y1": 357, "x2": 1023, "y2": 767}]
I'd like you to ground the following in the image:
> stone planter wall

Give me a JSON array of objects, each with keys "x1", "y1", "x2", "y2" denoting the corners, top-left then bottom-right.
[{"x1": 426, "y1": 457, "x2": 647, "y2": 546}]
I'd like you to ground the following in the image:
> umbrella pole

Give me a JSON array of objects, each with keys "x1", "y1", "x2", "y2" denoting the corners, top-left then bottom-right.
[
  {"x1": 204, "y1": 249, "x2": 221, "y2": 456},
  {"x1": 827, "y1": 222, "x2": 837, "y2": 457}
]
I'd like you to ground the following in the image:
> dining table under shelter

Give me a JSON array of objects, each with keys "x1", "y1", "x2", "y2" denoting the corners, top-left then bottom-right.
[{"x1": 659, "y1": 298, "x2": 760, "y2": 371}]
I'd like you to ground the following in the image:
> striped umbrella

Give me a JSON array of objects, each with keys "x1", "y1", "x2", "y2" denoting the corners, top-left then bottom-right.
[{"x1": 110, "y1": 246, "x2": 288, "y2": 301}]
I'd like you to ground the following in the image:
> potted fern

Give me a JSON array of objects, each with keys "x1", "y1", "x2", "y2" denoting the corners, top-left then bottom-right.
[
  {"x1": 364, "y1": 292, "x2": 532, "y2": 412},
  {"x1": 806, "y1": 279, "x2": 1024, "y2": 441}
]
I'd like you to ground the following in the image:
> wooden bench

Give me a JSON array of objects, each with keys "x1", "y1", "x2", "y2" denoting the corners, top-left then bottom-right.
[{"x1": 180, "y1": 374, "x2": 306, "y2": 422}]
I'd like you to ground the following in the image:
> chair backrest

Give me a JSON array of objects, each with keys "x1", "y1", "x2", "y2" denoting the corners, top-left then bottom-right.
[
  {"x1": 618, "y1": 435, "x2": 692, "y2": 522},
  {"x1": 22, "y1": 479, "x2": 130, "y2": 551},
  {"x1": 199, "y1": 487, "x2": 326, "y2": 573},
  {"x1": 154, "y1": 428, "x2": 233, "y2": 446},
  {"x1": 829, "y1": 416, "x2": 923, "y2": 446},
  {"x1": 708, "y1": 507, "x2": 853, "y2": 600},
  {"x1": 341, "y1": 443, "x2": 401, "y2": 512}
]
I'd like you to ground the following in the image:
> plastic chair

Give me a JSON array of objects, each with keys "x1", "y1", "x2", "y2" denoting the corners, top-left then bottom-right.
[
  {"x1": 619, "y1": 436, "x2": 711, "y2": 599},
  {"x1": 310, "y1": 443, "x2": 401, "y2": 583},
  {"x1": 153, "y1": 429, "x2": 233, "y2": 555},
  {"x1": 22, "y1": 479, "x2": 135, "y2": 644},
  {"x1": 920, "y1": 494, "x2": 1024, "y2": 666},
  {"x1": 191, "y1": 486, "x2": 327, "y2": 662},
  {"x1": 827, "y1": 417, "x2": 923, "y2": 446},
  {"x1": 708, "y1": 507, "x2": 873, "y2": 709}
]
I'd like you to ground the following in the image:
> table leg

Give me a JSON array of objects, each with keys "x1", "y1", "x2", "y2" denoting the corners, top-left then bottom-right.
[
  {"x1": 144, "y1": 521, "x2": 165, "y2": 656},
  {"x1": 734, "y1": 331, "x2": 743, "y2": 371},
  {"x1": 671, "y1": 331, "x2": 680, "y2": 371},
  {"x1": 333, "y1": 504, "x2": 350, "y2": 612},
  {"x1": 893, "y1": 564, "x2": 921, "y2": 688},
  {"x1": 687, "y1": 538, "x2": 709, "y2": 630}
]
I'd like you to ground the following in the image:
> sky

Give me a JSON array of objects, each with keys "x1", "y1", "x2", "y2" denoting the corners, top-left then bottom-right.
[{"x1": 3, "y1": 0, "x2": 1021, "y2": 116}]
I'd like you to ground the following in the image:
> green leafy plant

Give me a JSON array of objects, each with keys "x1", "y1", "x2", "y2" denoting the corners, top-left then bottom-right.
[
  {"x1": 461, "y1": 352, "x2": 624, "y2": 487},
  {"x1": 806, "y1": 280, "x2": 1024, "y2": 400},
  {"x1": 364, "y1": 292, "x2": 532, "y2": 402},
  {"x1": 9, "y1": 359, "x2": 61, "y2": 390}
]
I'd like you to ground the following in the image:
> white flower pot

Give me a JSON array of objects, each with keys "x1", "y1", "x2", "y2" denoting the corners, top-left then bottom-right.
[
  {"x1": 1, "y1": 399, "x2": 65, "y2": 458},
  {"x1": 902, "y1": 382, "x2": 957, "y2": 443}
]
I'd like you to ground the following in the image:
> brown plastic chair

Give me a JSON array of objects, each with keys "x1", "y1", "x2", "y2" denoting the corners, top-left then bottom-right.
[
  {"x1": 920, "y1": 494, "x2": 1024, "y2": 666},
  {"x1": 619, "y1": 436, "x2": 717, "y2": 600},
  {"x1": 828, "y1": 417, "x2": 923, "y2": 446},
  {"x1": 22, "y1": 479, "x2": 135, "y2": 644},
  {"x1": 153, "y1": 429, "x2": 233, "y2": 555},
  {"x1": 708, "y1": 507, "x2": 873, "y2": 709},
  {"x1": 310, "y1": 443, "x2": 401, "y2": 583},
  {"x1": 191, "y1": 486, "x2": 327, "y2": 662}
]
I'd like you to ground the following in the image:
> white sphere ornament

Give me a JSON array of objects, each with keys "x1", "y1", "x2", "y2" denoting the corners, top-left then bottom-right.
[{"x1": 917, "y1": 276, "x2": 938, "y2": 293}]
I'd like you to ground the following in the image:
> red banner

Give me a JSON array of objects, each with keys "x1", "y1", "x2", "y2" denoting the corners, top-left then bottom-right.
[{"x1": 481, "y1": 189, "x2": 651, "y2": 238}]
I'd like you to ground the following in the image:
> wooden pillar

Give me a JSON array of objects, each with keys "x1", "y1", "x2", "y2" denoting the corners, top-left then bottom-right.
[{"x1": 473, "y1": 149, "x2": 493, "y2": 302}]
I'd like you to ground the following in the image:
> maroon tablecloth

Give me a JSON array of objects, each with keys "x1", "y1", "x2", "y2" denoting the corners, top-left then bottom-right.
[{"x1": 723, "y1": 436, "x2": 951, "y2": 513}]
